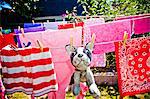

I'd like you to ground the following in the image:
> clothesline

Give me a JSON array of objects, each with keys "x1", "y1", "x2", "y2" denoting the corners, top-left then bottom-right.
[
  {"x1": 12, "y1": 33, "x2": 150, "y2": 49},
  {"x1": 94, "y1": 35, "x2": 150, "y2": 45},
  {"x1": 12, "y1": 35, "x2": 149, "y2": 49},
  {"x1": 13, "y1": 33, "x2": 125, "y2": 49},
  {"x1": 4, "y1": 14, "x2": 150, "y2": 49}
]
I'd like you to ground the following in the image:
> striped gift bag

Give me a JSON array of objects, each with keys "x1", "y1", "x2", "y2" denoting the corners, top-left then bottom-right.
[{"x1": 0, "y1": 45, "x2": 58, "y2": 97}]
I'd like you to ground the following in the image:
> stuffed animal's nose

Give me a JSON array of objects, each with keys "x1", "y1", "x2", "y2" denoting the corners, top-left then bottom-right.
[{"x1": 78, "y1": 54, "x2": 83, "y2": 58}]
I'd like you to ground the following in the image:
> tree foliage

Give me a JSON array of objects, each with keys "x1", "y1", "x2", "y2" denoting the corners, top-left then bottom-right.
[
  {"x1": 77, "y1": 0, "x2": 150, "y2": 17},
  {"x1": 9, "y1": 0, "x2": 41, "y2": 21},
  {"x1": 133, "y1": 0, "x2": 150, "y2": 14}
]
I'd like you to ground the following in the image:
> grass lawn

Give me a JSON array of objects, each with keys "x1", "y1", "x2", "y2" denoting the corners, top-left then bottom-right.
[
  {"x1": 6, "y1": 86, "x2": 150, "y2": 99},
  {"x1": 66, "y1": 86, "x2": 150, "y2": 99}
]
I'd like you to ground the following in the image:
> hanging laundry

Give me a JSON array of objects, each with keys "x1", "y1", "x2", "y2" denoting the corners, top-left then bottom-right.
[
  {"x1": 15, "y1": 27, "x2": 45, "y2": 48},
  {"x1": 58, "y1": 22, "x2": 84, "y2": 29},
  {"x1": 83, "y1": 19, "x2": 106, "y2": 67},
  {"x1": 24, "y1": 23, "x2": 42, "y2": 28},
  {"x1": 14, "y1": 26, "x2": 45, "y2": 34},
  {"x1": 115, "y1": 14, "x2": 150, "y2": 20},
  {"x1": 44, "y1": 21, "x2": 67, "y2": 30},
  {"x1": 0, "y1": 33, "x2": 16, "y2": 50},
  {"x1": 115, "y1": 14, "x2": 150, "y2": 35},
  {"x1": 0, "y1": 60, "x2": 5, "y2": 99},
  {"x1": 84, "y1": 18, "x2": 105, "y2": 26},
  {"x1": 90, "y1": 53, "x2": 106, "y2": 67},
  {"x1": 115, "y1": 37, "x2": 150, "y2": 97},
  {"x1": 84, "y1": 19, "x2": 132, "y2": 54},
  {"x1": 19, "y1": 27, "x2": 82, "y2": 99},
  {"x1": 0, "y1": 76, "x2": 5, "y2": 99},
  {"x1": 133, "y1": 16, "x2": 150, "y2": 34},
  {"x1": 1, "y1": 46, "x2": 58, "y2": 97}
]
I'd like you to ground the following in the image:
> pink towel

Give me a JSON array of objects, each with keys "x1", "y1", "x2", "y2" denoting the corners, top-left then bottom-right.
[
  {"x1": 19, "y1": 27, "x2": 82, "y2": 99},
  {"x1": 115, "y1": 14, "x2": 150, "y2": 20},
  {"x1": 90, "y1": 53, "x2": 106, "y2": 67},
  {"x1": 133, "y1": 16, "x2": 150, "y2": 34},
  {"x1": 84, "y1": 19, "x2": 132, "y2": 54},
  {"x1": 83, "y1": 18, "x2": 106, "y2": 67},
  {"x1": 115, "y1": 14, "x2": 150, "y2": 34}
]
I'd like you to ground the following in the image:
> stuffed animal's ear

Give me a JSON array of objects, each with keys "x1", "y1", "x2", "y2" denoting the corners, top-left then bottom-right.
[
  {"x1": 85, "y1": 42, "x2": 94, "y2": 52},
  {"x1": 65, "y1": 44, "x2": 76, "y2": 55}
]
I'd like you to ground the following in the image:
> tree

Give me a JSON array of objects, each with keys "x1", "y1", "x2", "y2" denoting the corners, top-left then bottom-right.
[
  {"x1": 9, "y1": 0, "x2": 41, "y2": 21},
  {"x1": 1, "y1": 0, "x2": 41, "y2": 28},
  {"x1": 77, "y1": 0, "x2": 150, "y2": 17}
]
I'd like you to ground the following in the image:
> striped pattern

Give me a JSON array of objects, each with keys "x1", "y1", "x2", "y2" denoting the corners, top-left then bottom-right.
[{"x1": 0, "y1": 45, "x2": 58, "y2": 96}]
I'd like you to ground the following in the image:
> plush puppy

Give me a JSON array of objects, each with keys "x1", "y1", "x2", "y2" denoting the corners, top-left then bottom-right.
[{"x1": 65, "y1": 42, "x2": 100, "y2": 98}]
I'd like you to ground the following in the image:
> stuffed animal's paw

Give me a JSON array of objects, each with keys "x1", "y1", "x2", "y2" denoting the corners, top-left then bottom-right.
[
  {"x1": 73, "y1": 84, "x2": 80, "y2": 96},
  {"x1": 89, "y1": 83, "x2": 100, "y2": 97}
]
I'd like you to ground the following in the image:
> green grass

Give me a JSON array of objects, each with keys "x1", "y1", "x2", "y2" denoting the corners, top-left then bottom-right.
[{"x1": 66, "y1": 86, "x2": 150, "y2": 99}]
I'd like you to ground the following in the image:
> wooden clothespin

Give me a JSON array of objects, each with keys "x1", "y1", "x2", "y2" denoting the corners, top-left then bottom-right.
[
  {"x1": 32, "y1": 20, "x2": 35, "y2": 24},
  {"x1": 70, "y1": 35, "x2": 73, "y2": 51},
  {"x1": 123, "y1": 31, "x2": 128, "y2": 47},
  {"x1": 37, "y1": 40, "x2": 43, "y2": 52},
  {"x1": 47, "y1": 20, "x2": 49, "y2": 23},
  {"x1": 18, "y1": 26, "x2": 21, "y2": 30},
  {"x1": 73, "y1": 23, "x2": 75, "y2": 28},
  {"x1": 70, "y1": 35, "x2": 73, "y2": 46},
  {"x1": 90, "y1": 33, "x2": 96, "y2": 49},
  {"x1": 0, "y1": 31, "x2": 2, "y2": 37},
  {"x1": 20, "y1": 28, "x2": 25, "y2": 38}
]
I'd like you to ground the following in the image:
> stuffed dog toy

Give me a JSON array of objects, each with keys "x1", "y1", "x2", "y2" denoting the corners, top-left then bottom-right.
[{"x1": 65, "y1": 42, "x2": 100, "y2": 98}]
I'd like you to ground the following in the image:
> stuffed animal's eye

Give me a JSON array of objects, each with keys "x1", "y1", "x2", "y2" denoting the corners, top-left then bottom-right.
[
  {"x1": 86, "y1": 50, "x2": 89, "y2": 53},
  {"x1": 84, "y1": 49, "x2": 90, "y2": 54},
  {"x1": 71, "y1": 51, "x2": 77, "y2": 56},
  {"x1": 83, "y1": 48, "x2": 92, "y2": 61},
  {"x1": 72, "y1": 52, "x2": 75, "y2": 55}
]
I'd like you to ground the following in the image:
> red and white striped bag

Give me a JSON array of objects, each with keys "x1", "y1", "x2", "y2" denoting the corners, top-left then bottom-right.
[{"x1": 0, "y1": 45, "x2": 58, "y2": 97}]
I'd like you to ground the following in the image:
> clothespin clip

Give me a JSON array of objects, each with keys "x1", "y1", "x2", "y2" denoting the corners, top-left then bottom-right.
[
  {"x1": 123, "y1": 31, "x2": 128, "y2": 47},
  {"x1": 20, "y1": 28, "x2": 25, "y2": 38},
  {"x1": 32, "y1": 20, "x2": 35, "y2": 24},
  {"x1": 0, "y1": 31, "x2": 2, "y2": 37},
  {"x1": 18, "y1": 26, "x2": 21, "y2": 34},
  {"x1": 47, "y1": 20, "x2": 49, "y2": 23},
  {"x1": 90, "y1": 33, "x2": 96, "y2": 49},
  {"x1": 18, "y1": 26, "x2": 21, "y2": 30},
  {"x1": 70, "y1": 35, "x2": 73, "y2": 51},
  {"x1": 73, "y1": 23, "x2": 75, "y2": 28},
  {"x1": 37, "y1": 40, "x2": 43, "y2": 52}
]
